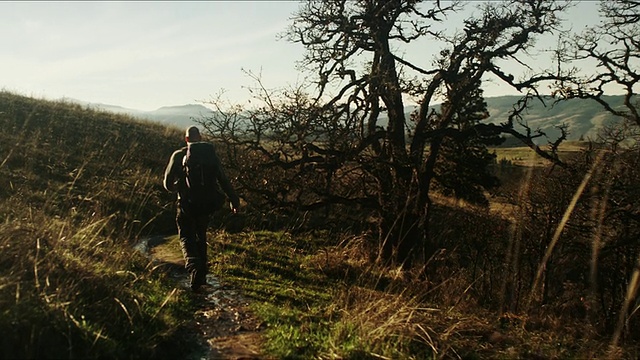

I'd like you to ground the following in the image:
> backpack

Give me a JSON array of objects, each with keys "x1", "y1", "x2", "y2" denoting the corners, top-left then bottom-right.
[{"x1": 181, "y1": 142, "x2": 224, "y2": 215}]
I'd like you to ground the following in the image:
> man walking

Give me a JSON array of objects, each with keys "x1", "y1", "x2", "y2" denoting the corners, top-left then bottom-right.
[{"x1": 163, "y1": 126, "x2": 240, "y2": 291}]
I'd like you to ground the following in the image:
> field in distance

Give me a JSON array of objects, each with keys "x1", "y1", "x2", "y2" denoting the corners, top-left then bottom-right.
[{"x1": 491, "y1": 140, "x2": 587, "y2": 167}]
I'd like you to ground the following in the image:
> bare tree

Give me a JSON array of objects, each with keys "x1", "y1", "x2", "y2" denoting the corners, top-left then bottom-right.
[
  {"x1": 200, "y1": 0, "x2": 573, "y2": 269},
  {"x1": 287, "y1": 0, "x2": 573, "y2": 267},
  {"x1": 554, "y1": 0, "x2": 639, "y2": 125}
]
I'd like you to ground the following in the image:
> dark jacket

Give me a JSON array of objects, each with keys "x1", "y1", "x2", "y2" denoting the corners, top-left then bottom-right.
[{"x1": 163, "y1": 142, "x2": 239, "y2": 209}]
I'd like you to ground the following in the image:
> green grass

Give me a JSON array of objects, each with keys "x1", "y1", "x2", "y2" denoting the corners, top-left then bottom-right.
[
  {"x1": 0, "y1": 210, "x2": 200, "y2": 359},
  {"x1": 207, "y1": 230, "x2": 440, "y2": 359},
  {"x1": 205, "y1": 229, "x2": 623, "y2": 359}
]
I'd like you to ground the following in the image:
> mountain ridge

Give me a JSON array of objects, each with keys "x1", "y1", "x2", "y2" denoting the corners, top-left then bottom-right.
[
  {"x1": 66, "y1": 95, "x2": 628, "y2": 140},
  {"x1": 62, "y1": 98, "x2": 214, "y2": 128}
]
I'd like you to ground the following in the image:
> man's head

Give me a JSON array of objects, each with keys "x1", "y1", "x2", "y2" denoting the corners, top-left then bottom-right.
[{"x1": 185, "y1": 126, "x2": 202, "y2": 143}]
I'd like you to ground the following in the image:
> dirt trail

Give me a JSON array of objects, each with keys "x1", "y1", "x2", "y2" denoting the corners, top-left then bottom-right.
[{"x1": 137, "y1": 236, "x2": 265, "y2": 360}]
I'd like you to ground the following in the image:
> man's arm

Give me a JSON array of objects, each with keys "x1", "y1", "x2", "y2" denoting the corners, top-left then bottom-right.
[
  {"x1": 210, "y1": 148, "x2": 240, "y2": 210},
  {"x1": 163, "y1": 149, "x2": 184, "y2": 192},
  {"x1": 218, "y1": 169, "x2": 240, "y2": 210}
]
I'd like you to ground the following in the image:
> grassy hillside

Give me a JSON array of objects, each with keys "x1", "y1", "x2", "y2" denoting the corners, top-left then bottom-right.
[
  {"x1": 0, "y1": 91, "x2": 197, "y2": 359},
  {"x1": 0, "y1": 91, "x2": 183, "y2": 234},
  {"x1": 1, "y1": 91, "x2": 638, "y2": 359}
]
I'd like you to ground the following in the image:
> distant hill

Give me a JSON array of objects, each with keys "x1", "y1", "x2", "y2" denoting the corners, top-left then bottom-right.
[
  {"x1": 71, "y1": 94, "x2": 629, "y2": 141},
  {"x1": 140, "y1": 104, "x2": 216, "y2": 128},
  {"x1": 65, "y1": 99, "x2": 215, "y2": 129},
  {"x1": 401, "y1": 95, "x2": 626, "y2": 143},
  {"x1": 483, "y1": 95, "x2": 625, "y2": 142}
]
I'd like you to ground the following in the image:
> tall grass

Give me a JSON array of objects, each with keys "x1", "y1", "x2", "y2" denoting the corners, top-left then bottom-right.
[
  {"x1": 0, "y1": 211, "x2": 192, "y2": 359},
  {"x1": 0, "y1": 91, "x2": 197, "y2": 359}
]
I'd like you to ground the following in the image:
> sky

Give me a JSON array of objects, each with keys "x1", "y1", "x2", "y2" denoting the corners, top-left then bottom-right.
[{"x1": 0, "y1": 1, "x2": 603, "y2": 112}]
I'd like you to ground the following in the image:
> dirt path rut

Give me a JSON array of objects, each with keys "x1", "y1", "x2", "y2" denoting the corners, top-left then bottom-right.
[{"x1": 137, "y1": 236, "x2": 265, "y2": 360}]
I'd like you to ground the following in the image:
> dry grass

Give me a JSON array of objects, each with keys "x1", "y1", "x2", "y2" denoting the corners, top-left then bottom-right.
[
  {"x1": 0, "y1": 91, "x2": 198, "y2": 359},
  {"x1": 2, "y1": 89, "x2": 639, "y2": 359},
  {"x1": 313, "y1": 239, "x2": 639, "y2": 359}
]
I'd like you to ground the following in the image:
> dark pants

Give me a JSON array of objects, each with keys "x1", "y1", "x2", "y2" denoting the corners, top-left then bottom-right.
[{"x1": 176, "y1": 204, "x2": 211, "y2": 288}]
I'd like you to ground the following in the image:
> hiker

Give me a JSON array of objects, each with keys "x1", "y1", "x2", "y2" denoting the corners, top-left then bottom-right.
[{"x1": 163, "y1": 125, "x2": 240, "y2": 292}]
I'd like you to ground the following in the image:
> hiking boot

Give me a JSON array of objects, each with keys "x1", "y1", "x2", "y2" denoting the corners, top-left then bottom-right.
[
  {"x1": 191, "y1": 281, "x2": 214, "y2": 293},
  {"x1": 189, "y1": 277, "x2": 199, "y2": 292},
  {"x1": 190, "y1": 272, "x2": 208, "y2": 292}
]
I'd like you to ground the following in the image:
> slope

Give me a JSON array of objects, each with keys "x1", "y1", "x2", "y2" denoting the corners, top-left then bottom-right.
[{"x1": 0, "y1": 91, "x2": 199, "y2": 359}]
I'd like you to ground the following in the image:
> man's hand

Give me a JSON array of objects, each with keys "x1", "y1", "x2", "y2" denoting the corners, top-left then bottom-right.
[{"x1": 230, "y1": 202, "x2": 239, "y2": 214}]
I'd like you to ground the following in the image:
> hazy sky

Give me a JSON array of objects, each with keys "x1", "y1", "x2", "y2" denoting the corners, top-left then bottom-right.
[{"x1": 1, "y1": 1, "x2": 602, "y2": 111}]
